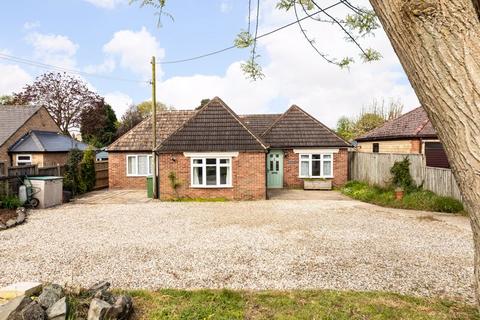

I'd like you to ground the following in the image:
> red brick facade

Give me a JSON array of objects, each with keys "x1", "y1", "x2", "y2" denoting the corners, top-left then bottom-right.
[
  {"x1": 159, "y1": 152, "x2": 266, "y2": 200},
  {"x1": 283, "y1": 148, "x2": 349, "y2": 188},
  {"x1": 108, "y1": 152, "x2": 150, "y2": 189}
]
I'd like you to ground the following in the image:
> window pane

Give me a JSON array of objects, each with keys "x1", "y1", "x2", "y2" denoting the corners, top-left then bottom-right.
[
  {"x1": 193, "y1": 159, "x2": 203, "y2": 165},
  {"x1": 323, "y1": 154, "x2": 332, "y2": 160},
  {"x1": 206, "y1": 166, "x2": 217, "y2": 185},
  {"x1": 127, "y1": 157, "x2": 136, "y2": 175},
  {"x1": 301, "y1": 161, "x2": 309, "y2": 176},
  {"x1": 138, "y1": 156, "x2": 148, "y2": 175},
  {"x1": 206, "y1": 158, "x2": 216, "y2": 165},
  {"x1": 323, "y1": 160, "x2": 332, "y2": 176},
  {"x1": 275, "y1": 160, "x2": 279, "y2": 171},
  {"x1": 219, "y1": 159, "x2": 229, "y2": 164},
  {"x1": 270, "y1": 160, "x2": 274, "y2": 171},
  {"x1": 312, "y1": 154, "x2": 321, "y2": 160},
  {"x1": 300, "y1": 155, "x2": 309, "y2": 160},
  {"x1": 220, "y1": 166, "x2": 230, "y2": 185},
  {"x1": 312, "y1": 160, "x2": 321, "y2": 176},
  {"x1": 149, "y1": 156, "x2": 154, "y2": 175},
  {"x1": 18, "y1": 156, "x2": 30, "y2": 161},
  {"x1": 193, "y1": 166, "x2": 203, "y2": 185}
]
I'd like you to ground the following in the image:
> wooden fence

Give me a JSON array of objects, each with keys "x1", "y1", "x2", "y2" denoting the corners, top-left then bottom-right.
[
  {"x1": 94, "y1": 161, "x2": 109, "y2": 190},
  {"x1": 349, "y1": 152, "x2": 462, "y2": 201}
]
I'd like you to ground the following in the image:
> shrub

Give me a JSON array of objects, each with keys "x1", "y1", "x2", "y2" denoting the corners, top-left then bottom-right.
[
  {"x1": 390, "y1": 158, "x2": 415, "y2": 191},
  {"x1": 63, "y1": 149, "x2": 84, "y2": 196},
  {"x1": 79, "y1": 147, "x2": 96, "y2": 193},
  {"x1": 432, "y1": 196, "x2": 464, "y2": 213},
  {"x1": 168, "y1": 171, "x2": 182, "y2": 198},
  {"x1": 0, "y1": 195, "x2": 22, "y2": 209}
]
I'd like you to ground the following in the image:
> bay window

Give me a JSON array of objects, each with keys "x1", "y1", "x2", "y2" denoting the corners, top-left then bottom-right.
[
  {"x1": 126, "y1": 155, "x2": 153, "y2": 176},
  {"x1": 299, "y1": 154, "x2": 333, "y2": 178},
  {"x1": 191, "y1": 157, "x2": 232, "y2": 187}
]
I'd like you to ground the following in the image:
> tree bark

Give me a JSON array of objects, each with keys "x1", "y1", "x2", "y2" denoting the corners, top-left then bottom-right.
[{"x1": 369, "y1": 0, "x2": 480, "y2": 305}]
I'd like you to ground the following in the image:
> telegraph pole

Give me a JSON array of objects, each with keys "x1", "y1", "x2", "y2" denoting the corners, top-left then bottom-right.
[{"x1": 151, "y1": 56, "x2": 158, "y2": 199}]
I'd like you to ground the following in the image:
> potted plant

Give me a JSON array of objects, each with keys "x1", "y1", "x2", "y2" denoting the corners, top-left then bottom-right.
[
  {"x1": 303, "y1": 178, "x2": 332, "y2": 190},
  {"x1": 394, "y1": 186, "x2": 404, "y2": 200}
]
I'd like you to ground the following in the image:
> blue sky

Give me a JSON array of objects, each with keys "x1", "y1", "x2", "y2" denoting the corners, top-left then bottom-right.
[{"x1": 0, "y1": 0, "x2": 418, "y2": 127}]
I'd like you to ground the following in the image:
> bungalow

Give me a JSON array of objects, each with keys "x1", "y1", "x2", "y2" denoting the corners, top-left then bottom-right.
[
  {"x1": 107, "y1": 97, "x2": 350, "y2": 200},
  {"x1": 355, "y1": 106, "x2": 450, "y2": 168}
]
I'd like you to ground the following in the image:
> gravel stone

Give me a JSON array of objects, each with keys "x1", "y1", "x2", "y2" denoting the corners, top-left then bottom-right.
[{"x1": 0, "y1": 198, "x2": 474, "y2": 302}]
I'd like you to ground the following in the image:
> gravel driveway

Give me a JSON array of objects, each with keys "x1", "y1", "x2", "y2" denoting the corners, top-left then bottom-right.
[{"x1": 0, "y1": 194, "x2": 474, "y2": 302}]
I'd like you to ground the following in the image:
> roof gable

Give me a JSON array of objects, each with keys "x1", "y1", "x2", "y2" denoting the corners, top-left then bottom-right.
[
  {"x1": 157, "y1": 97, "x2": 267, "y2": 152},
  {"x1": 108, "y1": 110, "x2": 195, "y2": 151},
  {"x1": 9, "y1": 131, "x2": 89, "y2": 152},
  {"x1": 239, "y1": 114, "x2": 282, "y2": 136},
  {"x1": 261, "y1": 105, "x2": 351, "y2": 148},
  {"x1": 0, "y1": 105, "x2": 43, "y2": 147},
  {"x1": 356, "y1": 106, "x2": 438, "y2": 141}
]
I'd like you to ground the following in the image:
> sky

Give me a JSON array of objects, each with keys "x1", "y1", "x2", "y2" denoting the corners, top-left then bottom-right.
[{"x1": 0, "y1": 0, "x2": 419, "y2": 128}]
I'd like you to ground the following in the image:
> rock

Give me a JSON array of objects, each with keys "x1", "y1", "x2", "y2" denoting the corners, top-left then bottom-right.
[
  {"x1": 16, "y1": 208, "x2": 26, "y2": 215},
  {"x1": 15, "y1": 212, "x2": 26, "y2": 224},
  {"x1": 87, "y1": 298, "x2": 112, "y2": 320},
  {"x1": 37, "y1": 284, "x2": 64, "y2": 310},
  {"x1": 46, "y1": 297, "x2": 67, "y2": 320},
  {"x1": 5, "y1": 220, "x2": 15, "y2": 228},
  {"x1": 93, "y1": 290, "x2": 115, "y2": 305},
  {"x1": 105, "y1": 295, "x2": 133, "y2": 320},
  {"x1": 0, "y1": 282, "x2": 42, "y2": 299},
  {"x1": 21, "y1": 302, "x2": 46, "y2": 320},
  {"x1": 88, "y1": 282, "x2": 110, "y2": 295},
  {"x1": 0, "y1": 295, "x2": 31, "y2": 320},
  {"x1": 0, "y1": 223, "x2": 6, "y2": 231}
]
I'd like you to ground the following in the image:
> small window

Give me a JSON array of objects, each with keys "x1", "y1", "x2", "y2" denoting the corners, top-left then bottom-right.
[
  {"x1": 16, "y1": 154, "x2": 32, "y2": 166},
  {"x1": 126, "y1": 154, "x2": 153, "y2": 176},
  {"x1": 191, "y1": 157, "x2": 232, "y2": 188},
  {"x1": 372, "y1": 143, "x2": 379, "y2": 153},
  {"x1": 299, "y1": 154, "x2": 334, "y2": 178}
]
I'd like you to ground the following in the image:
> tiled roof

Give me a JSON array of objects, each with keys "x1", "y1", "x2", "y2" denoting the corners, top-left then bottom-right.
[
  {"x1": 108, "y1": 110, "x2": 195, "y2": 151},
  {"x1": 261, "y1": 105, "x2": 351, "y2": 148},
  {"x1": 157, "y1": 97, "x2": 267, "y2": 153},
  {"x1": 0, "y1": 105, "x2": 43, "y2": 147},
  {"x1": 239, "y1": 114, "x2": 282, "y2": 136},
  {"x1": 356, "y1": 106, "x2": 437, "y2": 142},
  {"x1": 9, "y1": 130, "x2": 89, "y2": 152}
]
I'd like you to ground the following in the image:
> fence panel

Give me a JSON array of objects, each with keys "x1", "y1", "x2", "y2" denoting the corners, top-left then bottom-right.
[
  {"x1": 38, "y1": 165, "x2": 65, "y2": 176},
  {"x1": 8, "y1": 165, "x2": 38, "y2": 177},
  {"x1": 349, "y1": 152, "x2": 462, "y2": 201},
  {"x1": 94, "y1": 161, "x2": 109, "y2": 190},
  {"x1": 0, "y1": 176, "x2": 22, "y2": 197}
]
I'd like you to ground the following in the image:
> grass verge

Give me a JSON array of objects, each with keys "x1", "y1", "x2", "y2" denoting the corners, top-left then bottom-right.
[
  {"x1": 341, "y1": 181, "x2": 464, "y2": 214},
  {"x1": 89, "y1": 289, "x2": 480, "y2": 320}
]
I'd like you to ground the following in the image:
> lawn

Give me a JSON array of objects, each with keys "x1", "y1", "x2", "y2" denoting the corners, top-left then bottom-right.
[
  {"x1": 72, "y1": 289, "x2": 479, "y2": 320},
  {"x1": 341, "y1": 181, "x2": 465, "y2": 214}
]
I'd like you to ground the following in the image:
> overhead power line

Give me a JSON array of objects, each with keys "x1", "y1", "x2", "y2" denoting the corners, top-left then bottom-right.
[{"x1": 0, "y1": 1, "x2": 343, "y2": 82}]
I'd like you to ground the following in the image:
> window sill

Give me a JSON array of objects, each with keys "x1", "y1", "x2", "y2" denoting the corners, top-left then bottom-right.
[
  {"x1": 299, "y1": 176, "x2": 333, "y2": 179},
  {"x1": 190, "y1": 185, "x2": 233, "y2": 189},
  {"x1": 126, "y1": 174, "x2": 152, "y2": 177}
]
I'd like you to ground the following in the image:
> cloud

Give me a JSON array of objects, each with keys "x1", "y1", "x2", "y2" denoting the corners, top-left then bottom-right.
[
  {"x1": 84, "y1": 58, "x2": 116, "y2": 74},
  {"x1": 23, "y1": 21, "x2": 40, "y2": 30},
  {"x1": 83, "y1": 0, "x2": 124, "y2": 9},
  {"x1": 220, "y1": 0, "x2": 233, "y2": 13},
  {"x1": 104, "y1": 91, "x2": 133, "y2": 117},
  {"x1": 103, "y1": 27, "x2": 165, "y2": 79},
  {"x1": 0, "y1": 63, "x2": 32, "y2": 95},
  {"x1": 156, "y1": 0, "x2": 418, "y2": 127},
  {"x1": 26, "y1": 32, "x2": 79, "y2": 69}
]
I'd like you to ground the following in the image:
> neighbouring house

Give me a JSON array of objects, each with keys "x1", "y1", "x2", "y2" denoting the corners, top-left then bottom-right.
[
  {"x1": 355, "y1": 106, "x2": 450, "y2": 168},
  {"x1": 0, "y1": 105, "x2": 61, "y2": 175},
  {"x1": 108, "y1": 97, "x2": 350, "y2": 200},
  {"x1": 8, "y1": 130, "x2": 89, "y2": 167}
]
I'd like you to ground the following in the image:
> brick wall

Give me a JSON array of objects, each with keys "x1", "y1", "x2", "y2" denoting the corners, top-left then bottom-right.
[
  {"x1": 0, "y1": 108, "x2": 60, "y2": 165},
  {"x1": 159, "y1": 152, "x2": 266, "y2": 200},
  {"x1": 108, "y1": 152, "x2": 149, "y2": 189},
  {"x1": 283, "y1": 148, "x2": 349, "y2": 188}
]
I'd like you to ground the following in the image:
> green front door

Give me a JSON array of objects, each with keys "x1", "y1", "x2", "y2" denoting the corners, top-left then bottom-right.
[{"x1": 267, "y1": 150, "x2": 284, "y2": 188}]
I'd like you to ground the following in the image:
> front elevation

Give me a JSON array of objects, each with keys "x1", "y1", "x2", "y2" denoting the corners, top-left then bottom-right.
[{"x1": 107, "y1": 97, "x2": 350, "y2": 200}]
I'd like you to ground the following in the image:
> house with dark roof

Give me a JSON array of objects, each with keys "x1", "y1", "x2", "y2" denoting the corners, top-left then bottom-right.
[
  {"x1": 108, "y1": 97, "x2": 351, "y2": 200},
  {"x1": 355, "y1": 106, "x2": 450, "y2": 168},
  {"x1": 0, "y1": 105, "x2": 61, "y2": 175},
  {"x1": 9, "y1": 130, "x2": 89, "y2": 167}
]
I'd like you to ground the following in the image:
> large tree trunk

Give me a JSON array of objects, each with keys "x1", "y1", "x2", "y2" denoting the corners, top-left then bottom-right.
[{"x1": 369, "y1": 0, "x2": 480, "y2": 305}]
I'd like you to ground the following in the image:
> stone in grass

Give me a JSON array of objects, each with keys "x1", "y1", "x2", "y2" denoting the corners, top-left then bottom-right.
[
  {"x1": 0, "y1": 295, "x2": 31, "y2": 320},
  {"x1": 87, "y1": 298, "x2": 112, "y2": 320},
  {"x1": 5, "y1": 219, "x2": 15, "y2": 228},
  {"x1": 46, "y1": 297, "x2": 67, "y2": 320},
  {"x1": 105, "y1": 295, "x2": 133, "y2": 320},
  {"x1": 37, "y1": 284, "x2": 64, "y2": 310},
  {"x1": 21, "y1": 301, "x2": 46, "y2": 320},
  {"x1": 0, "y1": 282, "x2": 42, "y2": 299}
]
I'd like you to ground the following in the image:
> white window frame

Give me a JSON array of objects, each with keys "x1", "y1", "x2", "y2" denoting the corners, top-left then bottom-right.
[
  {"x1": 16, "y1": 154, "x2": 32, "y2": 166},
  {"x1": 298, "y1": 153, "x2": 334, "y2": 178},
  {"x1": 190, "y1": 157, "x2": 232, "y2": 188},
  {"x1": 126, "y1": 154, "x2": 153, "y2": 177}
]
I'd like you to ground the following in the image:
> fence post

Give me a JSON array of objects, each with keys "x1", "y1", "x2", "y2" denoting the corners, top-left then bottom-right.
[{"x1": 57, "y1": 164, "x2": 61, "y2": 176}]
